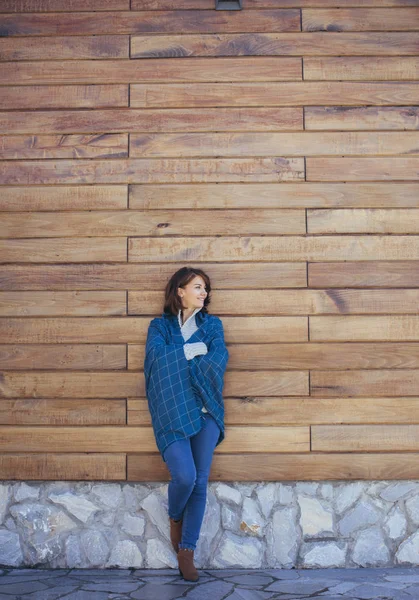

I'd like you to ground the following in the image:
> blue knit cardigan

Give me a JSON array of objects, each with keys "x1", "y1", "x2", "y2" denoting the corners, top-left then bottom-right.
[{"x1": 143, "y1": 310, "x2": 229, "y2": 462}]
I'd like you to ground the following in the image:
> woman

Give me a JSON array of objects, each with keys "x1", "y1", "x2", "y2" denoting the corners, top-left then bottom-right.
[{"x1": 143, "y1": 266, "x2": 229, "y2": 581}]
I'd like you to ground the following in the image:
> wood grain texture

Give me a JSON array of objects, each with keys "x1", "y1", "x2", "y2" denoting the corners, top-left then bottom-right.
[
  {"x1": 0, "y1": 345, "x2": 126, "y2": 370},
  {"x1": 306, "y1": 158, "x2": 419, "y2": 181},
  {"x1": 0, "y1": 134, "x2": 128, "y2": 160},
  {"x1": 0, "y1": 158, "x2": 305, "y2": 185},
  {"x1": 131, "y1": 82, "x2": 419, "y2": 107},
  {"x1": 305, "y1": 107, "x2": 419, "y2": 130},
  {"x1": 128, "y1": 396, "x2": 419, "y2": 426},
  {"x1": 0, "y1": 210, "x2": 306, "y2": 238},
  {"x1": 132, "y1": 1, "x2": 419, "y2": 8},
  {"x1": 0, "y1": 36, "x2": 129, "y2": 60},
  {"x1": 0, "y1": 86, "x2": 129, "y2": 110},
  {"x1": 0, "y1": 399, "x2": 126, "y2": 425},
  {"x1": 0, "y1": 186, "x2": 128, "y2": 211},
  {"x1": 127, "y1": 453, "x2": 419, "y2": 482},
  {"x1": 302, "y1": 8, "x2": 419, "y2": 31},
  {"x1": 0, "y1": 58, "x2": 302, "y2": 85},
  {"x1": 0, "y1": 238, "x2": 127, "y2": 263},
  {"x1": 0, "y1": 108, "x2": 302, "y2": 135},
  {"x1": 304, "y1": 57, "x2": 419, "y2": 80},
  {"x1": 0, "y1": 0, "x2": 129, "y2": 11},
  {"x1": 130, "y1": 132, "x2": 419, "y2": 158},
  {"x1": 308, "y1": 262, "x2": 419, "y2": 288},
  {"x1": 307, "y1": 209, "x2": 419, "y2": 234},
  {"x1": 311, "y1": 370, "x2": 419, "y2": 397},
  {"x1": 129, "y1": 183, "x2": 419, "y2": 209},
  {"x1": 312, "y1": 425, "x2": 419, "y2": 452},
  {"x1": 0, "y1": 292, "x2": 126, "y2": 316},
  {"x1": 310, "y1": 316, "x2": 419, "y2": 342},
  {"x1": 0, "y1": 10, "x2": 301, "y2": 36},
  {"x1": 0, "y1": 263, "x2": 307, "y2": 291},
  {"x1": 131, "y1": 32, "x2": 419, "y2": 58},
  {"x1": 129, "y1": 236, "x2": 419, "y2": 263},
  {"x1": 0, "y1": 454, "x2": 126, "y2": 481}
]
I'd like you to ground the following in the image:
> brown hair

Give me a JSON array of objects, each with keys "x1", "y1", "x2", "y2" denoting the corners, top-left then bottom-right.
[{"x1": 163, "y1": 266, "x2": 212, "y2": 316}]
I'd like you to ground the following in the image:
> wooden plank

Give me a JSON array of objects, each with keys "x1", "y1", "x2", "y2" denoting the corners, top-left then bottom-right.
[
  {"x1": 127, "y1": 396, "x2": 419, "y2": 426},
  {"x1": 304, "y1": 57, "x2": 419, "y2": 81},
  {"x1": 129, "y1": 235, "x2": 419, "y2": 263},
  {"x1": 0, "y1": 108, "x2": 302, "y2": 135},
  {"x1": 0, "y1": 292, "x2": 126, "y2": 316},
  {"x1": 306, "y1": 158, "x2": 419, "y2": 181},
  {"x1": 309, "y1": 262, "x2": 419, "y2": 288},
  {"x1": 308, "y1": 209, "x2": 419, "y2": 234},
  {"x1": 0, "y1": 209, "x2": 306, "y2": 238},
  {"x1": 132, "y1": 32, "x2": 419, "y2": 58},
  {"x1": 0, "y1": 186, "x2": 128, "y2": 211},
  {"x1": 303, "y1": 8, "x2": 419, "y2": 31},
  {"x1": 0, "y1": 425, "x2": 309, "y2": 453},
  {"x1": 0, "y1": 158, "x2": 305, "y2": 185},
  {"x1": 0, "y1": 318, "x2": 146, "y2": 344},
  {"x1": 0, "y1": 371, "x2": 308, "y2": 398},
  {"x1": 133, "y1": 0, "x2": 419, "y2": 8},
  {"x1": 129, "y1": 289, "x2": 419, "y2": 317},
  {"x1": 0, "y1": 11, "x2": 301, "y2": 36},
  {"x1": 0, "y1": 86, "x2": 129, "y2": 110},
  {"x1": 0, "y1": 345, "x2": 126, "y2": 370},
  {"x1": 310, "y1": 316, "x2": 419, "y2": 342},
  {"x1": 0, "y1": 0, "x2": 129, "y2": 11},
  {"x1": 1, "y1": 315, "x2": 305, "y2": 346},
  {"x1": 130, "y1": 183, "x2": 419, "y2": 209},
  {"x1": 0, "y1": 399, "x2": 126, "y2": 425},
  {"x1": 311, "y1": 370, "x2": 419, "y2": 397},
  {"x1": 130, "y1": 132, "x2": 419, "y2": 158},
  {"x1": 305, "y1": 107, "x2": 419, "y2": 131},
  {"x1": 312, "y1": 425, "x2": 419, "y2": 452},
  {"x1": 0, "y1": 453, "x2": 126, "y2": 481},
  {"x1": 0, "y1": 238, "x2": 127, "y2": 263},
  {"x1": 129, "y1": 341, "x2": 419, "y2": 372},
  {"x1": 0, "y1": 35, "x2": 129, "y2": 60},
  {"x1": 0, "y1": 58, "x2": 302, "y2": 85},
  {"x1": 131, "y1": 82, "x2": 419, "y2": 108},
  {"x1": 0, "y1": 263, "x2": 307, "y2": 291},
  {"x1": 127, "y1": 452, "x2": 419, "y2": 481},
  {"x1": 0, "y1": 134, "x2": 128, "y2": 160}
]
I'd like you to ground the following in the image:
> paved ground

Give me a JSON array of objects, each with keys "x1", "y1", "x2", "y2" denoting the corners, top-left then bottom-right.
[{"x1": 0, "y1": 567, "x2": 418, "y2": 600}]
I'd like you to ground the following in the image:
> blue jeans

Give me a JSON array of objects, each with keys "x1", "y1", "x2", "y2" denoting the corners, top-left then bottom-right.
[{"x1": 163, "y1": 412, "x2": 221, "y2": 550}]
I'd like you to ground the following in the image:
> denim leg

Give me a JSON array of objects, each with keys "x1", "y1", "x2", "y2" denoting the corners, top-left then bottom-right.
[
  {"x1": 163, "y1": 438, "x2": 196, "y2": 522},
  {"x1": 179, "y1": 413, "x2": 221, "y2": 550}
]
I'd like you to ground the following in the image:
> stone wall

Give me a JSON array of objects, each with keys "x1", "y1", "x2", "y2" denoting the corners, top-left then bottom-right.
[{"x1": 0, "y1": 481, "x2": 418, "y2": 569}]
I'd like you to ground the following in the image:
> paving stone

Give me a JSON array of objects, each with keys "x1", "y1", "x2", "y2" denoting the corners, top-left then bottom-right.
[
  {"x1": 0, "y1": 580, "x2": 50, "y2": 594},
  {"x1": 80, "y1": 581, "x2": 141, "y2": 592},
  {"x1": 130, "y1": 583, "x2": 190, "y2": 599},
  {"x1": 226, "y1": 590, "x2": 276, "y2": 600},
  {"x1": 260, "y1": 569, "x2": 301, "y2": 580},
  {"x1": 26, "y1": 584, "x2": 79, "y2": 599},
  {"x1": 265, "y1": 580, "x2": 335, "y2": 594},
  {"x1": 61, "y1": 592, "x2": 111, "y2": 600},
  {"x1": 224, "y1": 574, "x2": 275, "y2": 586}
]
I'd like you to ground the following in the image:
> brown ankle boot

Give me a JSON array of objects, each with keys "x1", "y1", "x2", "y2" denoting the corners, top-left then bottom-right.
[
  {"x1": 177, "y1": 548, "x2": 199, "y2": 582},
  {"x1": 169, "y1": 517, "x2": 183, "y2": 554}
]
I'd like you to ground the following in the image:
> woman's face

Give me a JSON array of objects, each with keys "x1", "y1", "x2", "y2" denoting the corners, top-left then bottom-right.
[{"x1": 178, "y1": 276, "x2": 208, "y2": 309}]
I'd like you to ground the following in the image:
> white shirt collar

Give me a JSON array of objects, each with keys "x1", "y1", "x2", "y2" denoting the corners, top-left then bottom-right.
[{"x1": 178, "y1": 306, "x2": 202, "y2": 328}]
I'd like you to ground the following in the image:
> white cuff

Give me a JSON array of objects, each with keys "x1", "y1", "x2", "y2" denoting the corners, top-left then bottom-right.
[{"x1": 184, "y1": 342, "x2": 208, "y2": 360}]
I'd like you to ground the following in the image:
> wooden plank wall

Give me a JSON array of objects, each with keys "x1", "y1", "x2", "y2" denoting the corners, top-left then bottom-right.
[{"x1": 1, "y1": 0, "x2": 419, "y2": 482}]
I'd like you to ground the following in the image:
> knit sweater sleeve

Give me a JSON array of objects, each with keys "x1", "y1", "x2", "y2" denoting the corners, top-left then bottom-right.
[{"x1": 184, "y1": 342, "x2": 208, "y2": 361}]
